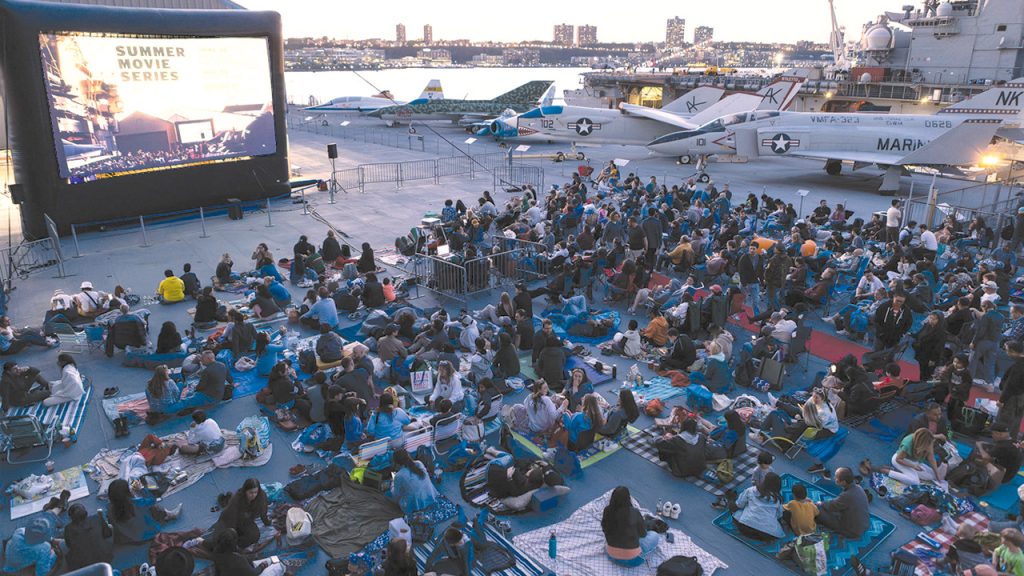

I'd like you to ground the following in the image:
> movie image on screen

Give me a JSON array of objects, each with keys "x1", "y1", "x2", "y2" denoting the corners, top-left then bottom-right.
[{"x1": 39, "y1": 33, "x2": 277, "y2": 183}]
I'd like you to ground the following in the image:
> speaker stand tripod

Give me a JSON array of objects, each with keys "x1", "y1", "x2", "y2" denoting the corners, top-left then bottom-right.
[{"x1": 328, "y1": 156, "x2": 339, "y2": 204}]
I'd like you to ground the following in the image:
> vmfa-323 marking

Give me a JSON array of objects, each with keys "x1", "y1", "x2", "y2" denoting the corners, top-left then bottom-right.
[{"x1": 646, "y1": 79, "x2": 1024, "y2": 192}]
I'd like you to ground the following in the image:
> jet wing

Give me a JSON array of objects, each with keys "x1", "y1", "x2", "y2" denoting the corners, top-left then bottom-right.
[
  {"x1": 617, "y1": 103, "x2": 699, "y2": 130},
  {"x1": 898, "y1": 119, "x2": 1002, "y2": 165}
]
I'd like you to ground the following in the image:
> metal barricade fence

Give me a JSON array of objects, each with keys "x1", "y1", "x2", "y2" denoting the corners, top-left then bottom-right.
[
  {"x1": 463, "y1": 248, "x2": 524, "y2": 299},
  {"x1": 407, "y1": 254, "x2": 468, "y2": 306},
  {"x1": 492, "y1": 165, "x2": 545, "y2": 192},
  {"x1": 491, "y1": 236, "x2": 551, "y2": 281},
  {"x1": 0, "y1": 237, "x2": 64, "y2": 288},
  {"x1": 360, "y1": 162, "x2": 401, "y2": 186},
  {"x1": 400, "y1": 159, "x2": 439, "y2": 185}
]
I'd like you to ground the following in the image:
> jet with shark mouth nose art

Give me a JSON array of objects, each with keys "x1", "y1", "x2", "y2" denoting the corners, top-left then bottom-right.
[{"x1": 485, "y1": 70, "x2": 806, "y2": 147}]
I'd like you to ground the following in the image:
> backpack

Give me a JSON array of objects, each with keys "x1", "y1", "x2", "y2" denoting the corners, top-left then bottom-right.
[
  {"x1": 1003, "y1": 223, "x2": 1015, "y2": 241},
  {"x1": 298, "y1": 349, "x2": 317, "y2": 375},
  {"x1": 657, "y1": 555, "x2": 703, "y2": 576},
  {"x1": 415, "y1": 444, "x2": 437, "y2": 478},
  {"x1": 947, "y1": 459, "x2": 991, "y2": 496},
  {"x1": 335, "y1": 292, "x2": 360, "y2": 313}
]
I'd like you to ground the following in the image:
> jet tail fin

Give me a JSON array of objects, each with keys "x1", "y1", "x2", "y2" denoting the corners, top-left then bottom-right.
[
  {"x1": 537, "y1": 83, "x2": 559, "y2": 107},
  {"x1": 494, "y1": 81, "x2": 554, "y2": 104},
  {"x1": 898, "y1": 118, "x2": 1002, "y2": 165},
  {"x1": 939, "y1": 79, "x2": 1024, "y2": 116},
  {"x1": 755, "y1": 69, "x2": 807, "y2": 111},
  {"x1": 408, "y1": 79, "x2": 444, "y2": 105},
  {"x1": 662, "y1": 87, "x2": 725, "y2": 115}
]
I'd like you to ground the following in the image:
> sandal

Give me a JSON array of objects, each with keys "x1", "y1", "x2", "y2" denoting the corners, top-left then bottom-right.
[
  {"x1": 103, "y1": 387, "x2": 120, "y2": 398},
  {"x1": 858, "y1": 459, "x2": 872, "y2": 477}
]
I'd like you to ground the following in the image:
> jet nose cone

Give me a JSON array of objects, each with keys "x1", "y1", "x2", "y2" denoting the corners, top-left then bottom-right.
[
  {"x1": 647, "y1": 130, "x2": 696, "y2": 156},
  {"x1": 489, "y1": 119, "x2": 515, "y2": 138}
]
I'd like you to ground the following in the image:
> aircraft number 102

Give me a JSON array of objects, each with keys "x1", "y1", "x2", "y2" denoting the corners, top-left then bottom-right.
[{"x1": 541, "y1": 119, "x2": 554, "y2": 129}]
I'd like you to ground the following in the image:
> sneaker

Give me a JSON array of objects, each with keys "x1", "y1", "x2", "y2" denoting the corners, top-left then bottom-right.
[
  {"x1": 836, "y1": 329, "x2": 851, "y2": 337},
  {"x1": 711, "y1": 497, "x2": 728, "y2": 510},
  {"x1": 776, "y1": 542, "x2": 796, "y2": 560},
  {"x1": 182, "y1": 537, "x2": 204, "y2": 549},
  {"x1": 807, "y1": 463, "x2": 826, "y2": 475}
]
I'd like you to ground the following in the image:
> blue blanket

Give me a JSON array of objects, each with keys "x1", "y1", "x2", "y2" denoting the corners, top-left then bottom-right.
[{"x1": 714, "y1": 473, "x2": 895, "y2": 575}]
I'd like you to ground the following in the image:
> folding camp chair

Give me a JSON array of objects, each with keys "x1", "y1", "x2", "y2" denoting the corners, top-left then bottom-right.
[
  {"x1": 478, "y1": 394, "x2": 503, "y2": 422},
  {"x1": 52, "y1": 323, "x2": 88, "y2": 354},
  {"x1": 356, "y1": 436, "x2": 390, "y2": 464},
  {"x1": 403, "y1": 424, "x2": 434, "y2": 454},
  {"x1": 432, "y1": 413, "x2": 463, "y2": 456},
  {"x1": 0, "y1": 414, "x2": 55, "y2": 463},
  {"x1": 785, "y1": 326, "x2": 814, "y2": 371}
]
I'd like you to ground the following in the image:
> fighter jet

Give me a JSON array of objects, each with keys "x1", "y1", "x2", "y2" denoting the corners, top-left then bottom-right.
[
  {"x1": 303, "y1": 80, "x2": 444, "y2": 114},
  {"x1": 62, "y1": 139, "x2": 106, "y2": 160},
  {"x1": 368, "y1": 80, "x2": 552, "y2": 126},
  {"x1": 646, "y1": 80, "x2": 1024, "y2": 192},
  {"x1": 492, "y1": 72, "x2": 807, "y2": 147}
]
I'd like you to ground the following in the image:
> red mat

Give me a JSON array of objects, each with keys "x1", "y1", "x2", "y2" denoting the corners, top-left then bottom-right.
[{"x1": 692, "y1": 287, "x2": 921, "y2": 380}]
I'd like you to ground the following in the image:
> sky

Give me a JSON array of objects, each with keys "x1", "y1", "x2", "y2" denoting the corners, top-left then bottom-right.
[{"x1": 238, "y1": 0, "x2": 897, "y2": 44}]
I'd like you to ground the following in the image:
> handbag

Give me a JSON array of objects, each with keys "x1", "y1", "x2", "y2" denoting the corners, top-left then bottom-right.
[
  {"x1": 794, "y1": 533, "x2": 829, "y2": 576},
  {"x1": 715, "y1": 459, "x2": 734, "y2": 484}
]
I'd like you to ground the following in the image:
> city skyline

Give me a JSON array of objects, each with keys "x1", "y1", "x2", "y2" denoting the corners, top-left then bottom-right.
[{"x1": 239, "y1": 0, "x2": 897, "y2": 44}]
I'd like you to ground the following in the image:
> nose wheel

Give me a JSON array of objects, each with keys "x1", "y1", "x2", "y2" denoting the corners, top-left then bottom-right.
[{"x1": 677, "y1": 154, "x2": 692, "y2": 165}]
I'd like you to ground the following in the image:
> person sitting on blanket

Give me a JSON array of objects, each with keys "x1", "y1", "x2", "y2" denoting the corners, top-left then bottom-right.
[
  {"x1": 206, "y1": 479, "x2": 272, "y2": 551},
  {"x1": 564, "y1": 368, "x2": 593, "y2": 412},
  {"x1": 486, "y1": 458, "x2": 551, "y2": 499},
  {"x1": 640, "y1": 308, "x2": 670, "y2": 347},
  {"x1": 814, "y1": 467, "x2": 870, "y2": 539},
  {"x1": 691, "y1": 341, "x2": 730, "y2": 393},
  {"x1": 215, "y1": 253, "x2": 238, "y2": 286},
  {"x1": 430, "y1": 360, "x2": 465, "y2": 412},
  {"x1": 300, "y1": 287, "x2": 339, "y2": 330},
  {"x1": 521, "y1": 379, "x2": 567, "y2": 437},
  {"x1": 106, "y1": 479, "x2": 181, "y2": 544},
  {"x1": 193, "y1": 287, "x2": 222, "y2": 326},
  {"x1": 315, "y1": 323, "x2": 344, "y2": 364},
  {"x1": 966, "y1": 422, "x2": 1023, "y2": 494},
  {"x1": 492, "y1": 332, "x2": 520, "y2": 379},
  {"x1": 381, "y1": 538, "x2": 418, "y2": 576},
  {"x1": 390, "y1": 448, "x2": 439, "y2": 514},
  {"x1": 63, "y1": 503, "x2": 114, "y2": 572},
  {"x1": 425, "y1": 526, "x2": 474, "y2": 576},
  {"x1": 334, "y1": 356, "x2": 376, "y2": 409},
  {"x1": 550, "y1": 393, "x2": 603, "y2": 450},
  {"x1": 263, "y1": 361, "x2": 312, "y2": 421},
  {"x1": 941, "y1": 524, "x2": 991, "y2": 575},
  {"x1": 659, "y1": 328, "x2": 697, "y2": 372},
  {"x1": 873, "y1": 362, "x2": 907, "y2": 393},
  {"x1": 475, "y1": 291, "x2": 516, "y2": 326},
  {"x1": 610, "y1": 319, "x2": 643, "y2": 358},
  {"x1": 992, "y1": 527, "x2": 1024, "y2": 576},
  {"x1": 250, "y1": 284, "x2": 281, "y2": 319},
  {"x1": 181, "y1": 349, "x2": 233, "y2": 408},
  {"x1": 376, "y1": 324, "x2": 407, "y2": 364},
  {"x1": 73, "y1": 281, "x2": 107, "y2": 318},
  {"x1": 155, "y1": 321, "x2": 183, "y2": 354},
  {"x1": 729, "y1": 472, "x2": 785, "y2": 541},
  {"x1": 157, "y1": 269, "x2": 186, "y2": 304},
  {"x1": 536, "y1": 335, "x2": 568, "y2": 392},
  {"x1": 211, "y1": 528, "x2": 285, "y2": 576},
  {"x1": 907, "y1": 401, "x2": 952, "y2": 441},
  {"x1": 44, "y1": 353, "x2": 84, "y2": 407},
  {"x1": 226, "y1": 311, "x2": 258, "y2": 359},
  {"x1": 146, "y1": 364, "x2": 186, "y2": 417},
  {"x1": 2, "y1": 516, "x2": 61, "y2": 576},
  {"x1": 859, "y1": 427, "x2": 949, "y2": 488},
  {"x1": 168, "y1": 408, "x2": 223, "y2": 454},
  {"x1": 602, "y1": 485, "x2": 661, "y2": 567},
  {"x1": 367, "y1": 393, "x2": 413, "y2": 447},
  {"x1": 0, "y1": 361, "x2": 51, "y2": 410},
  {"x1": 656, "y1": 417, "x2": 709, "y2": 478},
  {"x1": 711, "y1": 409, "x2": 748, "y2": 459},
  {"x1": 467, "y1": 337, "x2": 495, "y2": 384},
  {"x1": 0, "y1": 316, "x2": 52, "y2": 355},
  {"x1": 357, "y1": 242, "x2": 377, "y2": 274},
  {"x1": 472, "y1": 378, "x2": 502, "y2": 420},
  {"x1": 254, "y1": 330, "x2": 285, "y2": 377}
]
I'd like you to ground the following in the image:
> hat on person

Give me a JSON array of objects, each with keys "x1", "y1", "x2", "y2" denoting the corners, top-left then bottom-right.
[
  {"x1": 23, "y1": 518, "x2": 52, "y2": 545},
  {"x1": 983, "y1": 280, "x2": 998, "y2": 290},
  {"x1": 991, "y1": 422, "x2": 1010, "y2": 434},
  {"x1": 80, "y1": 281, "x2": 93, "y2": 290},
  {"x1": 155, "y1": 547, "x2": 196, "y2": 576},
  {"x1": 710, "y1": 284, "x2": 723, "y2": 293}
]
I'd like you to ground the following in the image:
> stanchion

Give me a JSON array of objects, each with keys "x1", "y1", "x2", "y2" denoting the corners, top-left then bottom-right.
[
  {"x1": 139, "y1": 216, "x2": 150, "y2": 247},
  {"x1": 199, "y1": 207, "x2": 209, "y2": 238},
  {"x1": 301, "y1": 188, "x2": 309, "y2": 215},
  {"x1": 71, "y1": 224, "x2": 81, "y2": 258},
  {"x1": 266, "y1": 199, "x2": 273, "y2": 227}
]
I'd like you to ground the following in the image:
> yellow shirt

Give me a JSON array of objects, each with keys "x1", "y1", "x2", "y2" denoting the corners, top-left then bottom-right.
[
  {"x1": 782, "y1": 499, "x2": 818, "y2": 535},
  {"x1": 158, "y1": 276, "x2": 185, "y2": 302}
]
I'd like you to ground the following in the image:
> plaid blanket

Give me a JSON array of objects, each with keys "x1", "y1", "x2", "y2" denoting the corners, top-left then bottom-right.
[
  {"x1": 510, "y1": 425, "x2": 637, "y2": 469},
  {"x1": 620, "y1": 426, "x2": 761, "y2": 497},
  {"x1": 899, "y1": 512, "x2": 989, "y2": 576},
  {"x1": 514, "y1": 489, "x2": 728, "y2": 576},
  {"x1": 631, "y1": 376, "x2": 688, "y2": 404}
]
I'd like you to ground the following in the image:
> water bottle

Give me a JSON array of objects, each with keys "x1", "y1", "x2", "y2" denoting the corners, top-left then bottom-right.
[
  {"x1": 548, "y1": 530, "x2": 557, "y2": 559},
  {"x1": 433, "y1": 467, "x2": 443, "y2": 483}
]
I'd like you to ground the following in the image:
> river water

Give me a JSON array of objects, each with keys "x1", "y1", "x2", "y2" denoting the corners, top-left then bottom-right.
[{"x1": 284, "y1": 67, "x2": 591, "y2": 106}]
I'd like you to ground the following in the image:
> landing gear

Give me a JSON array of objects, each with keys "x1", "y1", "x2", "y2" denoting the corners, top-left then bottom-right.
[
  {"x1": 678, "y1": 154, "x2": 692, "y2": 165},
  {"x1": 697, "y1": 173, "x2": 711, "y2": 183},
  {"x1": 879, "y1": 165, "x2": 902, "y2": 195},
  {"x1": 824, "y1": 159, "x2": 842, "y2": 176},
  {"x1": 576, "y1": 152, "x2": 586, "y2": 160},
  {"x1": 555, "y1": 152, "x2": 566, "y2": 162}
]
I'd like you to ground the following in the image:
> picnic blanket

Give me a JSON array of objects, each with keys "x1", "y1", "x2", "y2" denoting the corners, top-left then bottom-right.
[
  {"x1": 537, "y1": 308, "x2": 620, "y2": 346},
  {"x1": 306, "y1": 475, "x2": 403, "y2": 558},
  {"x1": 899, "y1": 511, "x2": 989, "y2": 576},
  {"x1": 10, "y1": 465, "x2": 90, "y2": 520},
  {"x1": 102, "y1": 392, "x2": 149, "y2": 424},
  {"x1": 5, "y1": 379, "x2": 93, "y2": 442},
  {"x1": 515, "y1": 489, "x2": 728, "y2": 576},
  {"x1": 86, "y1": 429, "x2": 273, "y2": 497},
  {"x1": 565, "y1": 355, "x2": 616, "y2": 386},
  {"x1": 713, "y1": 473, "x2": 896, "y2": 576},
  {"x1": 415, "y1": 523, "x2": 547, "y2": 576},
  {"x1": 460, "y1": 452, "x2": 529, "y2": 515},
  {"x1": 981, "y1": 471, "x2": 1024, "y2": 512},
  {"x1": 629, "y1": 376, "x2": 688, "y2": 404},
  {"x1": 620, "y1": 427, "x2": 761, "y2": 497},
  {"x1": 509, "y1": 425, "x2": 638, "y2": 469}
]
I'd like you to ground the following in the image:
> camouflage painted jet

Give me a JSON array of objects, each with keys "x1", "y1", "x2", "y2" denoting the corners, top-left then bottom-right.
[{"x1": 368, "y1": 80, "x2": 553, "y2": 126}]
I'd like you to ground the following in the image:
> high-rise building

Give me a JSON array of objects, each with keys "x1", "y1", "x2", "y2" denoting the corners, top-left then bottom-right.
[
  {"x1": 423, "y1": 24, "x2": 433, "y2": 45},
  {"x1": 694, "y1": 26, "x2": 713, "y2": 45},
  {"x1": 666, "y1": 16, "x2": 686, "y2": 48},
  {"x1": 396, "y1": 23, "x2": 406, "y2": 44},
  {"x1": 577, "y1": 24, "x2": 597, "y2": 46},
  {"x1": 553, "y1": 23, "x2": 574, "y2": 47}
]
